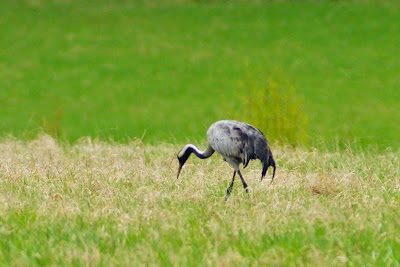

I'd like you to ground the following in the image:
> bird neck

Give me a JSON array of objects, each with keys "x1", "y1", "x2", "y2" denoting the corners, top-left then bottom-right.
[{"x1": 178, "y1": 144, "x2": 214, "y2": 160}]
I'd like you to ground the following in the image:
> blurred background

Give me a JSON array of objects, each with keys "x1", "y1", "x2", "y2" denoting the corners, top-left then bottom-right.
[{"x1": 1, "y1": 0, "x2": 399, "y2": 149}]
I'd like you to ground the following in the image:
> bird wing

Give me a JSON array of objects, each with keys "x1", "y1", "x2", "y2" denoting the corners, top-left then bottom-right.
[{"x1": 207, "y1": 120, "x2": 263, "y2": 168}]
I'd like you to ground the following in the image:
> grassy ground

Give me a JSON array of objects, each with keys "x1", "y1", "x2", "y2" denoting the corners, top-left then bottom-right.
[
  {"x1": 0, "y1": 136, "x2": 399, "y2": 265},
  {"x1": 1, "y1": 0, "x2": 400, "y2": 148},
  {"x1": 2, "y1": 1, "x2": 399, "y2": 265}
]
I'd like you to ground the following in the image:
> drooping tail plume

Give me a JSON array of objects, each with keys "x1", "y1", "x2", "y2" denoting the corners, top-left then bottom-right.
[{"x1": 261, "y1": 156, "x2": 276, "y2": 182}]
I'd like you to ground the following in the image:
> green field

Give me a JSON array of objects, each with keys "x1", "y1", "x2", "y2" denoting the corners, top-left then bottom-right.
[
  {"x1": 1, "y1": 0, "x2": 400, "y2": 148},
  {"x1": 0, "y1": 137, "x2": 399, "y2": 265},
  {"x1": 1, "y1": 1, "x2": 400, "y2": 266}
]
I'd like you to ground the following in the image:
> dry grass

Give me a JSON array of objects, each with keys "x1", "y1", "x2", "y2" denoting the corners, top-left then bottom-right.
[{"x1": 0, "y1": 135, "x2": 399, "y2": 266}]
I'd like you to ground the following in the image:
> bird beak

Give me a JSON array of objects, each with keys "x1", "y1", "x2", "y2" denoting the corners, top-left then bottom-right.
[{"x1": 177, "y1": 163, "x2": 183, "y2": 179}]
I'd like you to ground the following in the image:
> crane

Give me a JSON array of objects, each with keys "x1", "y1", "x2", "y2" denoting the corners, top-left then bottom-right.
[{"x1": 177, "y1": 120, "x2": 276, "y2": 199}]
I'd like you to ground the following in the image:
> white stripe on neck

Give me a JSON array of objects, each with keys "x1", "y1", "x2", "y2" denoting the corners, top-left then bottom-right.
[{"x1": 178, "y1": 144, "x2": 200, "y2": 158}]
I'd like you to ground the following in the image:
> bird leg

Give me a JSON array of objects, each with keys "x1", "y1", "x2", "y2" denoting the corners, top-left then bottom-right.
[
  {"x1": 237, "y1": 170, "x2": 249, "y2": 193},
  {"x1": 225, "y1": 171, "x2": 236, "y2": 201}
]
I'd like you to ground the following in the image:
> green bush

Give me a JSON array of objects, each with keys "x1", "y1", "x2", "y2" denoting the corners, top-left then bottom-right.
[{"x1": 233, "y1": 73, "x2": 308, "y2": 146}]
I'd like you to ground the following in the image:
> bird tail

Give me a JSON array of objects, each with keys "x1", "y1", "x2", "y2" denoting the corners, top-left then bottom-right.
[{"x1": 261, "y1": 156, "x2": 276, "y2": 182}]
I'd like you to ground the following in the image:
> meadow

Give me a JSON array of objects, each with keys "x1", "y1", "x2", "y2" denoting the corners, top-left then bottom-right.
[
  {"x1": 1, "y1": 0, "x2": 400, "y2": 148},
  {"x1": 0, "y1": 136, "x2": 399, "y2": 265},
  {"x1": 1, "y1": 0, "x2": 400, "y2": 266}
]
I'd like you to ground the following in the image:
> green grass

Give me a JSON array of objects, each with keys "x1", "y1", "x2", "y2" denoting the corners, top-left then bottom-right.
[
  {"x1": 1, "y1": 3, "x2": 399, "y2": 264},
  {"x1": 0, "y1": 136, "x2": 399, "y2": 265},
  {"x1": 1, "y1": 0, "x2": 400, "y2": 148}
]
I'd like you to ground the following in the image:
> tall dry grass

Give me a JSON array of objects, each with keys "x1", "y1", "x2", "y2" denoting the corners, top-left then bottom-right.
[{"x1": 0, "y1": 135, "x2": 399, "y2": 266}]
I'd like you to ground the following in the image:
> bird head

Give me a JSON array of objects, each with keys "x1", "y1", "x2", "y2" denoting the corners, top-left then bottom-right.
[{"x1": 176, "y1": 148, "x2": 190, "y2": 179}]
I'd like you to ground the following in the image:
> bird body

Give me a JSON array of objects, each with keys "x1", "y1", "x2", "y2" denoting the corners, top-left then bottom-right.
[{"x1": 177, "y1": 120, "x2": 276, "y2": 199}]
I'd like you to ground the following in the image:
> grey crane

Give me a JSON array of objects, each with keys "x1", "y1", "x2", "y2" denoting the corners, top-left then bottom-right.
[{"x1": 177, "y1": 120, "x2": 276, "y2": 199}]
